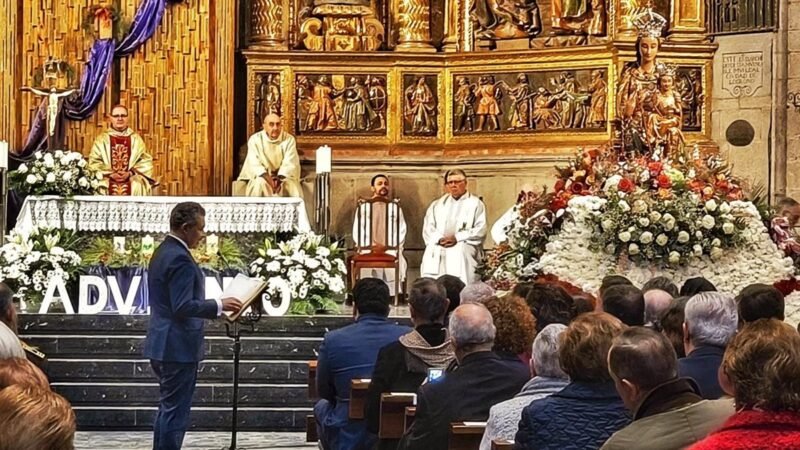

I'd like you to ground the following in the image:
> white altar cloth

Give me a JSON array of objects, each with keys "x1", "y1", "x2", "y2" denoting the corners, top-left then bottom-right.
[{"x1": 15, "y1": 196, "x2": 311, "y2": 235}]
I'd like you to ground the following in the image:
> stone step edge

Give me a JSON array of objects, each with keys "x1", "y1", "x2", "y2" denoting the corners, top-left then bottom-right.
[
  {"x1": 52, "y1": 382, "x2": 307, "y2": 387},
  {"x1": 73, "y1": 406, "x2": 313, "y2": 411}
]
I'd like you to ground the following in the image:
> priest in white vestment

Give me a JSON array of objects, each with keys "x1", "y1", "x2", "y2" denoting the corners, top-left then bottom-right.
[
  {"x1": 88, "y1": 104, "x2": 155, "y2": 196},
  {"x1": 238, "y1": 113, "x2": 303, "y2": 198},
  {"x1": 352, "y1": 174, "x2": 407, "y2": 295},
  {"x1": 421, "y1": 169, "x2": 487, "y2": 284}
]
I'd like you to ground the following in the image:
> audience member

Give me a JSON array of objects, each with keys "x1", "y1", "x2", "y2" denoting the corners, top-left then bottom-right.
[
  {"x1": 574, "y1": 295, "x2": 596, "y2": 315},
  {"x1": 0, "y1": 282, "x2": 18, "y2": 333},
  {"x1": 0, "y1": 283, "x2": 24, "y2": 360},
  {"x1": 525, "y1": 283, "x2": 577, "y2": 332},
  {"x1": 679, "y1": 292, "x2": 737, "y2": 400},
  {"x1": 600, "y1": 275, "x2": 634, "y2": 297},
  {"x1": 399, "y1": 303, "x2": 529, "y2": 450},
  {"x1": 641, "y1": 276, "x2": 679, "y2": 298},
  {"x1": 314, "y1": 278, "x2": 411, "y2": 450},
  {"x1": 679, "y1": 277, "x2": 716, "y2": 297},
  {"x1": 437, "y1": 274, "x2": 465, "y2": 316},
  {"x1": 0, "y1": 384, "x2": 76, "y2": 450},
  {"x1": 515, "y1": 312, "x2": 629, "y2": 450},
  {"x1": 480, "y1": 324, "x2": 569, "y2": 450},
  {"x1": 643, "y1": 289, "x2": 673, "y2": 330},
  {"x1": 660, "y1": 296, "x2": 690, "y2": 358},
  {"x1": 601, "y1": 285, "x2": 645, "y2": 326},
  {"x1": 736, "y1": 283, "x2": 784, "y2": 324},
  {"x1": 483, "y1": 295, "x2": 536, "y2": 369},
  {"x1": 690, "y1": 320, "x2": 800, "y2": 449},
  {"x1": 365, "y1": 278, "x2": 454, "y2": 449},
  {"x1": 0, "y1": 357, "x2": 49, "y2": 390},
  {"x1": 460, "y1": 281, "x2": 495, "y2": 304},
  {"x1": 601, "y1": 328, "x2": 734, "y2": 450},
  {"x1": 511, "y1": 282, "x2": 535, "y2": 302}
]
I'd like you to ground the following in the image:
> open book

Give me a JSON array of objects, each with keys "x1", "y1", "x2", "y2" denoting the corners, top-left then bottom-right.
[{"x1": 221, "y1": 273, "x2": 268, "y2": 322}]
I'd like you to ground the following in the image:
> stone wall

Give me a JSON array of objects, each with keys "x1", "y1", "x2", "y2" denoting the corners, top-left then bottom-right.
[{"x1": 786, "y1": 0, "x2": 800, "y2": 198}]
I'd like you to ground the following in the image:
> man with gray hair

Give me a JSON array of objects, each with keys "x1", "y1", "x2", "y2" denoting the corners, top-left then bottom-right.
[
  {"x1": 460, "y1": 281, "x2": 496, "y2": 304},
  {"x1": 679, "y1": 292, "x2": 738, "y2": 400},
  {"x1": 601, "y1": 327, "x2": 734, "y2": 450},
  {"x1": 399, "y1": 303, "x2": 529, "y2": 450},
  {"x1": 480, "y1": 324, "x2": 570, "y2": 449}
]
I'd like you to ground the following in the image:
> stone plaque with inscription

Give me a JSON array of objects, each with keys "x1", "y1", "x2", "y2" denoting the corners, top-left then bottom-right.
[{"x1": 721, "y1": 51, "x2": 764, "y2": 97}]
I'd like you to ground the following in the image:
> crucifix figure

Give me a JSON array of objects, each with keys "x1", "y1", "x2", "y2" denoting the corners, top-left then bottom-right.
[{"x1": 21, "y1": 86, "x2": 77, "y2": 150}]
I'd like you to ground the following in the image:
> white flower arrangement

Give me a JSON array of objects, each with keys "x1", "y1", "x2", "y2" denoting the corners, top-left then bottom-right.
[
  {"x1": 249, "y1": 231, "x2": 346, "y2": 314},
  {"x1": 11, "y1": 150, "x2": 101, "y2": 196}
]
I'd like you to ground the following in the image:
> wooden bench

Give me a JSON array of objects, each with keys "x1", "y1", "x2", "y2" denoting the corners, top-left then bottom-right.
[
  {"x1": 349, "y1": 378, "x2": 371, "y2": 419},
  {"x1": 307, "y1": 360, "x2": 318, "y2": 400},
  {"x1": 404, "y1": 406, "x2": 416, "y2": 432},
  {"x1": 379, "y1": 392, "x2": 417, "y2": 439},
  {"x1": 449, "y1": 421, "x2": 487, "y2": 450},
  {"x1": 491, "y1": 439, "x2": 514, "y2": 450}
]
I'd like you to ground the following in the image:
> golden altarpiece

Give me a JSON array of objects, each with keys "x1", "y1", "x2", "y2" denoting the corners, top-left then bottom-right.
[{"x1": 241, "y1": 0, "x2": 714, "y2": 161}]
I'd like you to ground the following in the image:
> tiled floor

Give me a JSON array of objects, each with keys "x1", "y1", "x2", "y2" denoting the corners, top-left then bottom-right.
[{"x1": 74, "y1": 432, "x2": 316, "y2": 450}]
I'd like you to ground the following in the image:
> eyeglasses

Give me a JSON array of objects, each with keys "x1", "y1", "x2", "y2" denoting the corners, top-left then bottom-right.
[
  {"x1": 111, "y1": 114, "x2": 128, "y2": 118},
  {"x1": 446, "y1": 179, "x2": 466, "y2": 185}
]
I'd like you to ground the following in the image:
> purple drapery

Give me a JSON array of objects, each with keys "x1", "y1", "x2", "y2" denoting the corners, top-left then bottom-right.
[{"x1": 19, "y1": 0, "x2": 172, "y2": 158}]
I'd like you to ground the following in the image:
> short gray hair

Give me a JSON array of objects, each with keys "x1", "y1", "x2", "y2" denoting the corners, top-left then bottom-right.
[
  {"x1": 460, "y1": 282, "x2": 495, "y2": 304},
  {"x1": 532, "y1": 324, "x2": 568, "y2": 379},
  {"x1": 448, "y1": 303, "x2": 495, "y2": 349},
  {"x1": 684, "y1": 292, "x2": 738, "y2": 347},
  {"x1": 170, "y1": 202, "x2": 205, "y2": 231}
]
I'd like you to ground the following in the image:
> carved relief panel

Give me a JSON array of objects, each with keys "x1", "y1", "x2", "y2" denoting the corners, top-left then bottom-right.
[
  {"x1": 676, "y1": 66, "x2": 703, "y2": 132},
  {"x1": 254, "y1": 72, "x2": 282, "y2": 125},
  {"x1": 402, "y1": 74, "x2": 439, "y2": 136},
  {"x1": 295, "y1": 73, "x2": 388, "y2": 134}
]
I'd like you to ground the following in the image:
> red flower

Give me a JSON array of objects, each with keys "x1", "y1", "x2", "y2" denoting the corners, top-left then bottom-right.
[
  {"x1": 618, "y1": 178, "x2": 635, "y2": 193},
  {"x1": 774, "y1": 278, "x2": 800, "y2": 296},
  {"x1": 688, "y1": 180, "x2": 705, "y2": 192},
  {"x1": 648, "y1": 161, "x2": 663, "y2": 176},
  {"x1": 554, "y1": 179, "x2": 566, "y2": 192},
  {"x1": 570, "y1": 181, "x2": 586, "y2": 194},
  {"x1": 549, "y1": 197, "x2": 567, "y2": 212},
  {"x1": 657, "y1": 174, "x2": 672, "y2": 189},
  {"x1": 715, "y1": 179, "x2": 730, "y2": 193}
]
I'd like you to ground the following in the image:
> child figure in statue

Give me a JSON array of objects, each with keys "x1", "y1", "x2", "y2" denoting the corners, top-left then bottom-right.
[{"x1": 646, "y1": 67, "x2": 685, "y2": 157}]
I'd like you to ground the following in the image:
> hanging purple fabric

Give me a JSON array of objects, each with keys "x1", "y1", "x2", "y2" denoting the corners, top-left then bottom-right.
[{"x1": 17, "y1": 0, "x2": 173, "y2": 158}]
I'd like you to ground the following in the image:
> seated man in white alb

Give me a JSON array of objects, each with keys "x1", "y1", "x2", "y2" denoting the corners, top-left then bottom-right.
[
  {"x1": 421, "y1": 169, "x2": 487, "y2": 284},
  {"x1": 352, "y1": 174, "x2": 407, "y2": 295},
  {"x1": 238, "y1": 113, "x2": 303, "y2": 198}
]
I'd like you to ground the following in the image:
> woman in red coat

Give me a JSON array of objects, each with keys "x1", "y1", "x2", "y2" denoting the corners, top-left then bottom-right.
[{"x1": 690, "y1": 319, "x2": 800, "y2": 449}]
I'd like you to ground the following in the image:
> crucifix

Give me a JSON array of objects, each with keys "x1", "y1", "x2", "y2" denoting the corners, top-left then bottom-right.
[{"x1": 21, "y1": 85, "x2": 77, "y2": 150}]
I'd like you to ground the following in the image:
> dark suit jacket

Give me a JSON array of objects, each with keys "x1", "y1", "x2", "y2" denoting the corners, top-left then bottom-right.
[
  {"x1": 399, "y1": 351, "x2": 530, "y2": 450},
  {"x1": 678, "y1": 345, "x2": 725, "y2": 400},
  {"x1": 143, "y1": 236, "x2": 219, "y2": 363}
]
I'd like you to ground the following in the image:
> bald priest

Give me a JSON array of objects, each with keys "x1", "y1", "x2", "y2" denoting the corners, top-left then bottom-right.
[{"x1": 238, "y1": 113, "x2": 303, "y2": 198}]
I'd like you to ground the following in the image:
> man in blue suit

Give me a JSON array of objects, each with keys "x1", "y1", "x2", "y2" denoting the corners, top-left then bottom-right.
[
  {"x1": 315, "y1": 277, "x2": 411, "y2": 450},
  {"x1": 144, "y1": 202, "x2": 242, "y2": 450}
]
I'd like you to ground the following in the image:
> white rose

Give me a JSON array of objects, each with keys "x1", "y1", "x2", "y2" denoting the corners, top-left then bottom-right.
[
  {"x1": 78, "y1": 159, "x2": 87, "y2": 168},
  {"x1": 639, "y1": 231, "x2": 653, "y2": 244},
  {"x1": 656, "y1": 234, "x2": 669, "y2": 246},
  {"x1": 719, "y1": 202, "x2": 731, "y2": 214},
  {"x1": 618, "y1": 201, "x2": 631, "y2": 212},
  {"x1": 78, "y1": 177, "x2": 89, "y2": 188},
  {"x1": 633, "y1": 200, "x2": 648, "y2": 214},
  {"x1": 25, "y1": 174, "x2": 37, "y2": 185},
  {"x1": 618, "y1": 231, "x2": 632, "y2": 243},
  {"x1": 54, "y1": 150, "x2": 64, "y2": 158},
  {"x1": 638, "y1": 217, "x2": 650, "y2": 227},
  {"x1": 695, "y1": 231, "x2": 703, "y2": 239},
  {"x1": 605, "y1": 244, "x2": 616, "y2": 254},
  {"x1": 601, "y1": 219, "x2": 614, "y2": 231},
  {"x1": 693, "y1": 244, "x2": 703, "y2": 256},
  {"x1": 62, "y1": 172, "x2": 72, "y2": 182},
  {"x1": 722, "y1": 222, "x2": 735, "y2": 234},
  {"x1": 628, "y1": 243, "x2": 640, "y2": 255},
  {"x1": 677, "y1": 231, "x2": 690, "y2": 244},
  {"x1": 710, "y1": 247, "x2": 724, "y2": 260},
  {"x1": 43, "y1": 153, "x2": 54, "y2": 168},
  {"x1": 668, "y1": 251, "x2": 681, "y2": 264},
  {"x1": 712, "y1": 238, "x2": 722, "y2": 247},
  {"x1": 663, "y1": 220, "x2": 675, "y2": 231},
  {"x1": 265, "y1": 261, "x2": 281, "y2": 272},
  {"x1": 639, "y1": 170, "x2": 650, "y2": 183},
  {"x1": 701, "y1": 215, "x2": 716, "y2": 230},
  {"x1": 45, "y1": 173, "x2": 56, "y2": 183},
  {"x1": 17, "y1": 164, "x2": 28, "y2": 174},
  {"x1": 705, "y1": 199, "x2": 718, "y2": 212},
  {"x1": 603, "y1": 175, "x2": 622, "y2": 192},
  {"x1": 649, "y1": 211, "x2": 662, "y2": 223}
]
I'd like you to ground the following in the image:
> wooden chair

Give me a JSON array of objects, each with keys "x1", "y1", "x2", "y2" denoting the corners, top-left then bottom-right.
[
  {"x1": 448, "y1": 422, "x2": 487, "y2": 450},
  {"x1": 307, "y1": 360, "x2": 318, "y2": 400},
  {"x1": 350, "y1": 197, "x2": 404, "y2": 304},
  {"x1": 404, "y1": 406, "x2": 416, "y2": 432},
  {"x1": 491, "y1": 439, "x2": 514, "y2": 450},
  {"x1": 379, "y1": 392, "x2": 417, "y2": 439},
  {"x1": 348, "y1": 378, "x2": 371, "y2": 419}
]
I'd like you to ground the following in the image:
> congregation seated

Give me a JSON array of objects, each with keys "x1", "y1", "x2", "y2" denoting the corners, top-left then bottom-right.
[
  {"x1": 509, "y1": 282, "x2": 534, "y2": 303},
  {"x1": 678, "y1": 292, "x2": 737, "y2": 400},
  {"x1": 0, "y1": 284, "x2": 25, "y2": 360},
  {"x1": 399, "y1": 303, "x2": 530, "y2": 450},
  {"x1": 314, "y1": 278, "x2": 411, "y2": 450},
  {"x1": 601, "y1": 327, "x2": 734, "y2": 450},
  {"x1": 600, "y1": 284, "x2": 645, "y2": 326},
  {"x1": 735, "y1": 283, "x2": 784, "y2": 325},
  {"x1": 679, "y1": 277, "x2": 717, "y2": 297},
  {"x1": 599, "y1": 275, "x2": 634, "y2": 298},
  {"x1": 480, "y1": 324, "x2": 569, "y2": 449},
  {"x1": 237, "y1": 113, "x2": 303, "y2": 198},
  {"x1": 643, "y1": 289, "x2": 673, "y2": 330},
  {"x1": 483, "y1": 295, "x2": 536, "y2": 372},
  {"x1": 460, "y1": 282, "x2": 496, "y2": 304},
  {"x1": 524, "y1": 283, "x2": 578, "y2": 332},
  {"x1": 0, "y1": 385, "x2": 76, "y2": 449},
  {"x1": 659, "y1": 296, "x2": 690, "y2": 358},
  {"x1": 641, "y1": 276, "x2": 679, "y2": 298},
  {"x1": 690, "y1": 319, "x2": 800, "y2": 449},
  {"x1": 365, "y1": 278, "x2": 455, "y2": 450},
  {"x1": 0, "y1": 357, "x2": 49, "y2": 390},
  {"x1": 515, "y1": 312, "x2": 629, "y2": 450},
  {"x1": 437, "y1": 275, "x2": 465, "y2": 320}
]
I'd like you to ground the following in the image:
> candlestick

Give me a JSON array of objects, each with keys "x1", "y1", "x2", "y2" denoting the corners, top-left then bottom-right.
[{"x1": 316, "y1": 145, "x2": 332, "y2": 174}]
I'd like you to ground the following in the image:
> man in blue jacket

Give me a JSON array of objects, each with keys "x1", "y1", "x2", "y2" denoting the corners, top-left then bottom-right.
[
  {"x1": 315, "y1": 277, "x2": 411, "y2": 450},
  {"x1": 143, "y1": 202, "x2": 242, "y2": 450}
]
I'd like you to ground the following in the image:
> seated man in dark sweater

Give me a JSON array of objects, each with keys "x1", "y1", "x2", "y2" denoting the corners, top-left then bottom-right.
[
  {"x1": 366, "y1": 278, "x2": 455, "y2": 449},
  {"x1": 399, "y1": 303, "x2": 530, "y2": 450}
]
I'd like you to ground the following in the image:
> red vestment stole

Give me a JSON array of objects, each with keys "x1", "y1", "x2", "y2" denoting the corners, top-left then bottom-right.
[{"x1": 109, "y1": 135, "x2": 132, "y2": 195}]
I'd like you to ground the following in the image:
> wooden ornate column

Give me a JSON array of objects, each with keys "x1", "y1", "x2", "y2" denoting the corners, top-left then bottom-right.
[
  {"x1": 441, "y1": 0, "x2": 461, "y2": 52},
  {"x1": 614, "y1": 0, "x2": 638, "y2": 40},
  {"x1": 250, "y1": 0, "x2": 289, "y2": 49},
  {"x1": 668, "y1": 0, "x2": 706, "y2": 40},
  {"x1": 395, "y1": 0, "x2": 436, "y2": 52}
]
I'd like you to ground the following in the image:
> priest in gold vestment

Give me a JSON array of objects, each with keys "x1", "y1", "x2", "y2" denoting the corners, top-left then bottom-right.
[
  {"x1": 88, "y1": 104, "x2": 155, "y2": 196},
  {"x1": 238, "y1": 113, "x2": 303, "y2": 198}
]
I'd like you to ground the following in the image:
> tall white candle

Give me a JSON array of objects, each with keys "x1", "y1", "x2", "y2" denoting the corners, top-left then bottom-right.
[
  {"x1": 0, "y1": 141, "x2": 7, "y2": 169},
  {"x1": 316, "y1": 145, "x2": 332, "y2": 174}
]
